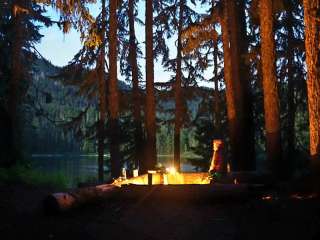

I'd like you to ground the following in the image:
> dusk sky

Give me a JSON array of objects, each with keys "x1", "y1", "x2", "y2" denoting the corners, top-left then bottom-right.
[{"x1": 35, "y1": 2, "x2": 214, "y2": 87}]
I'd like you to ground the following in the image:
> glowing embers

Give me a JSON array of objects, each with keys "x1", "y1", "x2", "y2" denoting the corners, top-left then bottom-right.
[
  {"x1": 113, "y1": 174, "x2": 150, "y2": 186},
  {"x1": 260, "y1": 193, "x2": 318, "y2": 201},
  {"x1": 165, "y1": 171, "x2": 210, "y2": 185},
  {"x1": 290, "y1": 193, "x2": 318, "y2": 200}
]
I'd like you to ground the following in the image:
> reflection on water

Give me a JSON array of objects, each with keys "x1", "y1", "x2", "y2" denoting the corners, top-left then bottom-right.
[
  {"x1": 31, "y1": 154, "x2": 102, "y2": 188},
  {"x1": 30, "y1": 154, "x2": 197, "y2": 187}
]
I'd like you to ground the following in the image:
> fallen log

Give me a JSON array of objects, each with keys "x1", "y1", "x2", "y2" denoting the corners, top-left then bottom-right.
[
  {"x1": 43, "y1": 184, "x2": 120, "y2": 214},
  {"x1": 216, "y1": 172, "x2": 274, "y2": 185},
  {"x1": 44, "y1": 172, "x2": 268, "y2": 213},
  {"x1": 116, "y1": 183, "x2": 264, "y2": 203}
]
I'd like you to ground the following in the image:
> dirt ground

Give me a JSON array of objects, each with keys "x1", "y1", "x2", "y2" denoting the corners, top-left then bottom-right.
[{"x1": 1, "y1": 183, "x2": 320, "y2": 240}]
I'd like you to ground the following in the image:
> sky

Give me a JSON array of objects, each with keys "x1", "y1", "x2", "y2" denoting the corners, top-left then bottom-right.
[{"x1": 35, "y1": 1, "x2": 214, "y2": 88}]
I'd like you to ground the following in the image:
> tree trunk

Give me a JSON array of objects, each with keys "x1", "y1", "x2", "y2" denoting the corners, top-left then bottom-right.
[
  {"x1": 260, "y1": 0, "x2": 282, "y2": 177},
  {"x1": 97, "y1": 0, "x2": 107, "y2": 182},
  {"x1": 143, "y1": 0, "x2": 157, "y2": 173},
  {"x1": 128, "y1": 0, "x2": 144, "y2": 169},
  {"x1": 0, "y1": 105, "x2": 14, "y2": 167},
  {"x1": 174, "y1": 0, "x2": 184, "y2": 172},
  {"x1": 212, "y1": 25, "x2": 221, "y2": 136},
  {"x1": 221, "y1": 0, "x2": 237, "y2": 172},
  {"x1": 236, "y1": 0, "x2": 255, "y2": 170},
  {"x1": 228, "y1": 0, "x2": 245, "y2": 172},
  {"x1": 119, "y1": 184, "x2": 255, "y2": 203},
  {"x1": 223, "y1": 0, "x2": 255, "y2": 171},
  {"x1": 221, "y1": 0, "x2": 247, "y2": 172},
  {"x1": 108, "y1": 0, "x2": 121, "y2": 178},
  {"x1": 286, "y1": 4, "x2": 296, "y2": 178},
  {"x1": 8, "y1": 0, "x2": 23, "y2": 166},
  {"x1": 303, "y1": 0, "x2": 320, "y2": 177}
]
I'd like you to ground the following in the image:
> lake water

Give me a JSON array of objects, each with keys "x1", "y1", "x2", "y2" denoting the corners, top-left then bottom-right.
[{"x1": 30, "y1": 154, "x2": 197, "y2": 187}]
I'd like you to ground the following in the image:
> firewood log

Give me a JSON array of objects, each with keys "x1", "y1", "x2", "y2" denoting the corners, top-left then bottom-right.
[
  {"x1": 117, "y1": 184, "x2": 263, "y2": 203},
  {"x1": 44, "y1": 184, "x2": 120, "y2": 213}
]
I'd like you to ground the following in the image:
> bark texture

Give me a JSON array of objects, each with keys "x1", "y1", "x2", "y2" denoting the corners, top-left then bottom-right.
[
  {"x1": 221, "y1": 0, "x2": 255, "y2": 172},
  {"x1": 236, "y1": 0, "x2": 255, "y2": 170},
  {"x1": 143, "y1": 0, "x2": 157, "y2": 173},
  {"x1": 221, "y1": 0, "x2": 238, "y2": 172},
  {"x1": 8, "y1": 0, "x2": 24, "y2": 166},
  {"x1": 128, "y1": 0, "x2": 144, "y2": 169},
  {"x1": 303, "y1": 0, "x2": 320, "y2": 175},
  {"x1": 0, "y1": 106, "x2": 13, "y2": 167},
  {"x1": 228, "y1": 0, "x2": 246, "y2": 171},
  {"x1": 44, "y1": 184, "x2": 119, "y2": 213},
  {"x1": 108, "y1": 0, "x2": 121, "y2": 178},
  {"x1": 260, "y1": 0, "x2": 282, "y2": 177}
]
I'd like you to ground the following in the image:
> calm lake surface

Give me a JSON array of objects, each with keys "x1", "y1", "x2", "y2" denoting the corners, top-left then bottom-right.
[{"x1": 30, "y1": 154, "x2": 197, "y2": 187}]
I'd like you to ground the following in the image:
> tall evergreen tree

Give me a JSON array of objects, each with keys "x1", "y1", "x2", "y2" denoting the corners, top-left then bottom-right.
[
  {"x1": 223, "y1": 0, "x2": 255, "y2": 171},
  {"x1": 0, "y1": 0, "x2": 51, "y2": 166},
  {"x1": 154, "y1": 0, "x2": 202, "y2": 170},
  {"x1": 97, "y1": 0, "x2": 107, "y2": 182},
  {"x1": 181, "y1": 0, "x2": 255, "y2": 171},
  {"x1": 173, "y1": 0, "x2": 184, "y2": 171},
  {"x1": 274, "y1": 0, "x2": 306, "y2": 176},
  {"x1": 9, "y1": 0, "x2": 25, "y2": 165},
  {"x1": 45, "y1": 0, "x2": 110, "y2": 180},
  {"x1": 235, "y1": 0, "x2": 255, "y2": 171},
  {"x1": 220, "y1": 0, "x2": 243, "y2": 171},
  {"x1": 53, "y1": 0, "x2": 141, "y2": 179},
  {"x1": 260, "y1": 0, "x2": 282, "y2": 177},
  {"x1": 285, "y1": 1, "x2": 297, "y2": 167},
  {"x1": 108, "y1": 0, "x2": 121, "y2": 178},
  {"x1": 128, "y1": 0, "x2": 144, "y2": 170},
  {"x1": 143, "y1": 0, "x2": 157, "y2": 172},
  {"x1": 303, "y1": 0, "x2": 320, "y2": 176}
]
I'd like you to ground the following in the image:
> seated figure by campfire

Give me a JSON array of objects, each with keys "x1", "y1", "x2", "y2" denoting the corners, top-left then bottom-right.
[{"x1": 209, "y1": 139, "x2": 224, "y2": 183}]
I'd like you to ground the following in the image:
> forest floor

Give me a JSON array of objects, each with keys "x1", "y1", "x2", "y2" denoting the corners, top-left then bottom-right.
[{"x1": 1, "y1": 183, "x2": 320, "y2": 240}]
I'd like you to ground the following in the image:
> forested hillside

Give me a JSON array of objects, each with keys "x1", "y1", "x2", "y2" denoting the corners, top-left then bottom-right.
[{"x1": 22, "y1": 59, "x2": 203, "y2": 160}]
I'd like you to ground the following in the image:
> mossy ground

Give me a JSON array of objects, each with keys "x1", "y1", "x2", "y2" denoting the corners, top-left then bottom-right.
[{"x1": 0, "y1": 164, "x2": 69, "y2": 189}]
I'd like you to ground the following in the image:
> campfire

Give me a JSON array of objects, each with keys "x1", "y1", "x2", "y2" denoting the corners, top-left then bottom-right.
[
  {"x1": 113, "y1": 140, "x2": 245, "y2": 186},
  {"x1": 113, "y1": 167, "x2": 211, "y2": 186}
]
